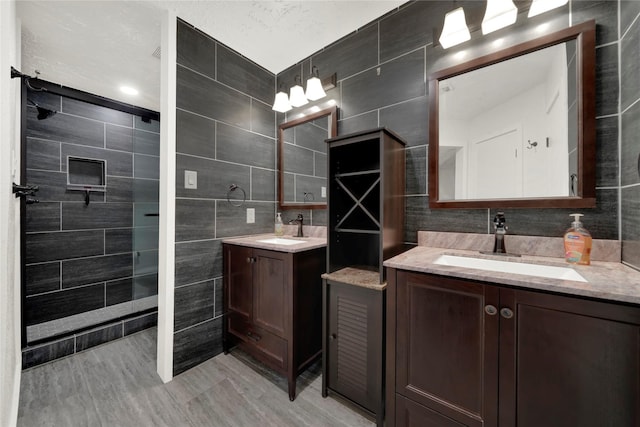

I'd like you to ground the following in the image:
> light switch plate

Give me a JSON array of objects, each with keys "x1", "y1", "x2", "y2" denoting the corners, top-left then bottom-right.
[
  {"x1": 321, "y1": 186, "x2": 326, "y2": 198},
  {"x1": 246, "y1": 208, "x2": 255, "y2": 224},
  {"x1": 184, "y1": 170, "x2": 197, "y2": 189}
]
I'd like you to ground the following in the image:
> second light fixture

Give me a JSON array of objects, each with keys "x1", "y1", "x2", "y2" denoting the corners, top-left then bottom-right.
[{"x1": 272, "y1": 66, "x2": 329, "y2": 112}]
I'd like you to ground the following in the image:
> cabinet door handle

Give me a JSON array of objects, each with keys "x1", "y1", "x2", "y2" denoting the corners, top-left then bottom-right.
[
  {"x1": 500, "y1": 307, "x2": 514, "y2": 319},
  {"x1": 247, "y1": 331, "x2": 261, "y2": 342},
  {"x1": 330, "y1": 333, "x2": 337, "y2": 340},
  {"x1": 246, "y1": 257, "x2": 256, "y2": 263},
  {"x1": 484, "y1": 305, "x2": 498, "y2": 316}
]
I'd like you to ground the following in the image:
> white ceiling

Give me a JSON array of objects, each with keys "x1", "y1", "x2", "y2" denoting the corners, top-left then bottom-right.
[{"x1": 16, "y1": 0, "x2": 407, "y2": 111}]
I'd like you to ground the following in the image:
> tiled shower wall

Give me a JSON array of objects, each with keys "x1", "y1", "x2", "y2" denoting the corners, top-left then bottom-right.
[
  {"x1": 173, "y1": 20, "x2": 279, "y2": 374},
  {"x1": 23, "y1": 89, "x2": 159, "y2": 366},
  {"x1": 620, "y1": 1, "x2": 640, "y2": 270},
  {"x1": 278, "y1": 0, "x2": 625, "y2": 243}
]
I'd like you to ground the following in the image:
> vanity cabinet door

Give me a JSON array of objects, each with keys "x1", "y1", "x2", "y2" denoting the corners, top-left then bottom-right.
[
  {"x1": 395, "y1": 271, "x2": 499, "y2": 427},
  {"x1": 499, "y1": 288, "x2": 640, "y2": 427},
  {"x1": 252, "y1": 249, "x2": 290, "y2": 338},
  {"x1": 225, "y1": 244, "x2": 253, "y2": 319}
]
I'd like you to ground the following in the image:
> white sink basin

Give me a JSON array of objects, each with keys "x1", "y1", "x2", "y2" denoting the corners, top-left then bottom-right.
[
  {"x1": 434, "y1": 254, "x2": 587, "y2": 282},
  {"x1": 256, "y1": 238, "x2": 305, "y2": 246}
]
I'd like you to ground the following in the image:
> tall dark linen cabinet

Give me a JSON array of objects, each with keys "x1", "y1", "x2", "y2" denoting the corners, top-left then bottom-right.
[{"x1": 321, "y1": 128, "x2": 406, "y2": 426}]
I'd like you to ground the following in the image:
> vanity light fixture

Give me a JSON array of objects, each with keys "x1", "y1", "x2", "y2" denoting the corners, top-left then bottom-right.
[
  {"x1": 289, "y1": 75, "x2": 309, "y2": 108},
  {"x1": 528, "y1": 0, "x2": 568, "y2": 17},
  {"x1": 272, "y1": 84, "x2": 292, "y2": 112},
  {"x1": 439, "y1": 7, "x2": 471, "y2": 49},
  {"x1": 482, "y1": 0, "x2": 518, "y2": 35},
  {"x1": 305, "y1": 66, "x2": 327, "y2": 101}
]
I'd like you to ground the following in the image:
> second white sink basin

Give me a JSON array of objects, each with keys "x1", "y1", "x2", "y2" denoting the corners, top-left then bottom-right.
[
  {"x1": 256, "y1": 238, "x2": 305, "y2": 246},
  {"x1": 434, "y1": 254, "x2": 587, "y2": 282}
]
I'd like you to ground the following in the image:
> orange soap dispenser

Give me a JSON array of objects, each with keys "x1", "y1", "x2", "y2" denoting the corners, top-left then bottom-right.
[{"x1": 564, "y1": 213, "x2": 592, "y2": 265}]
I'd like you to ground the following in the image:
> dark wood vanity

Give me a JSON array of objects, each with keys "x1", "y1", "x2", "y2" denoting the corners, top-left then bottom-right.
[
  {"x1": 222, "y1": 238, "x2": 325, "y2": 401},
  {"x1": 385, "y1": 261, "x2": 640, "y2": 427}
]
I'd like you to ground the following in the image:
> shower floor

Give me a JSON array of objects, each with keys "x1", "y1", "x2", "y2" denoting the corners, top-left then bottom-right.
[{"x1": 27, "y1": 295, "x2": 157, "y2": 343}]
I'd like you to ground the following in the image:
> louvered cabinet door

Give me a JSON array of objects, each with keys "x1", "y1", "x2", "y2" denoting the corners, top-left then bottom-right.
[{"x1": 327, "y1": 280, "x2": 384, "y2": 413}]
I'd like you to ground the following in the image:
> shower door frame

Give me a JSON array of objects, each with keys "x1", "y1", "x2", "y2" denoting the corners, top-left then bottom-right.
[{"x1": 19, "y1": 78, "x2": 160, "y2": 348}]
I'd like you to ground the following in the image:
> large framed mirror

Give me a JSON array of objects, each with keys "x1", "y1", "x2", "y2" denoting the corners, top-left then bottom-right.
[
  {"x1": 428, "y1": 20, "x2": 596, "y2": 209},
  {"x1": 278, "y1": 106, "x2": 337, "y2": 209}
]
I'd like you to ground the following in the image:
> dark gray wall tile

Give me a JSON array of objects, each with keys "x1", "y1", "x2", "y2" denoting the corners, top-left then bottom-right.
[
  {"x1": 106, "y1": 124, "x2": 133, "y2": 152},
  {"x1": 25, "y1": 283, "x2": 105, "y2": 325},
  {"x1": 175, "y1": 239, "x2": 222, "y2": 287},
  {"x1": 283, "y1": 144, "x2": 314, "y2": 175},
  {"x1": 62, "y1": 202, "x2": 133, "y2": 230},
  {"x1": 214, "y1": 278, "x2": 223, "y2": 317},
  {"x1": 315, "y1": 153, "x2": 327, "y2": 178},
  {"x1": 571, "y1": 0, "x2": 619, "y2": 45},
  {"x1": 406, "y1": 146, "x2": 427, "y2": 195},
  {"x1": 76, "y1": 324, "x2": 123, "y2": 352},
  {"x1": 173, "y1": 317, "x2": 223, "y2": 375},
  {"x1": 62, "y1": 254, "x2": 132, "y2": 289},
  {"x1": 106, "y1": 278, "x2": 133, "y2": 306},
  {"x1": 621, "y1": 99, "x2": 640, "y2": 186},
  {"x1": 61, "y1": 98, "x2": 132, "y2": 127},
  {"x1": 622, "y1": 185, "x2": 640, "y2": 268},
  {"x1": 26, "y1": 108, "x2": 105, "y2": 148},
  {"x1": 252, "y1": 168, "x2": 276, "y2": 201},
  {"x1": 28, "y1": 90, "x2": 61, "y2": 112},
  {"x1": 134, "y1": 179, "x2": 160, "y2": 203},
  {"x1": 596, "y1": 116, "x2": 619, "y2": 187},
  {"x1": 294, "y1": 121, "x2": 328, "y2": 153},
  {"x1": 311, "y1": 23, "x2": 378, "y2": 81},
  {"x1": 215, "y1": 201, "x2": 275, "y2": 238},
  {"x1": 22, "y1": 338, "x2": 75, "y2": 369},
  {"x1": 61, "y1": 144, "x2": 133, "y2": 178},
  {"x1": 341, "y1": 49, "x2": 426, "y2": 118},
  {"x1": 106, "y1": 177, "x2": 133, "y2": 202},
  {"x1": 379, "y1": 96, "x2": 429, "y2": 147},
  {"x1": 621, "y1": 14, "x2": 640, "y2": 112},
  {"x1": 380, "y1": 1, "x2": 450, "y2": 61},
  {"x1": 134, "y1": 130, "x2": 160, "y2": 156},
  {"x1": 621, "y1": 1, "x2": 640, "y2": 36},
  {"x1": 174, "y1": 280, "x2": 215, "y2": 331},
  {"x1": 595, "y1": 44, "x2": 619, "y2": 117},
  {"x1": 293, "y1": 175, "x2": 326, "y2": 204},
  {"x1": 134, "y1": 274, "x2": 158, "y2": 299},
  {"x1": 26, "y1": 170, "x2": 102, "y2": 203},
  {"x1": 175, "y1": 198, "x2": 216, "y2": 242},
  {"x1": 25, "y1": 230, "x2": 104, "y2": 264},
  {"x1": 284, "y1": 173, "x2": 294, "y2": 202},
  {"x1": 177, "y1": 19, "x2": 216, "y2": 79},
  {"x1": 26, "y1": 202, "x2": 60, "y2": 232},
  {"x1": 105, "y1": 228, "x2": 133, "y2": 254},
  {"x1": 176, "y1": 154, "x2": 250, "y2": 199},
  {"x1": 176, "y1": 109, "x2": 216, "y2": 159},
  {"x1": 311, "y1": 208, "x2": 328, "y2": 226},
  {"x1": 217, "y1": 44, "x2": 275, "y2": 105},
  {"x1": 134, "y1": 154, "x2": 160, "y2": 180},
  {"x1": 25, "y1": 262, "x2": 60, "y2": 296},
  {"x1": 177, "y1": 65, "x2": 251, "y2": 129},
  {"x1": 495, "y1": 188, "x2": 618, "y2": 239},
  {"x1": 216, "y1": 123, "x2": 275, "y2": 169},
  {"x1": 124, "y1": 312, "x2": 158, "y2": 336},
  {"x1": 405, "y1": 196, "x2": 488, "y2": 243},
  {"x1": 338, "y1": 111, "x2": 378, "y2": 135},
  {"x1": 134, "y1": 117, "x2": 160, "y2": 133},
  {"x1": 251, "y1": 99, "x2": 276, "y2": 138},
  {"x1": 27, "y1": 138, "x2": 60, "y2": 171}
]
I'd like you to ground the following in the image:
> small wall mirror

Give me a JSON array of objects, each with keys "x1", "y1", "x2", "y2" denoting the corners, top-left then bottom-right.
[
  {"x1": 278, "y1": 106, "x2": 337, "y2": 209},
  {"x1": 429, "y1": 21, "x2": 596, "y2": 209}
]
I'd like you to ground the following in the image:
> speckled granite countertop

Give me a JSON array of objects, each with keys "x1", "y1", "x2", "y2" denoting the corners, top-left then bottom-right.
[
  {"x1": 222, "y1": 233, "x2": 326, "y2": 253},
  {"x1": 322, "y1": 267, "x2": 386, "y2": 290},
  {"x1": 384, "y1": 239, "x2": 640, "y2": 305}
]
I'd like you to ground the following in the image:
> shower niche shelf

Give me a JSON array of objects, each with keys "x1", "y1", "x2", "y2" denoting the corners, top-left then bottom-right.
[{"x1": 67, "y1": 156, "x2": 106, "y2": 204}]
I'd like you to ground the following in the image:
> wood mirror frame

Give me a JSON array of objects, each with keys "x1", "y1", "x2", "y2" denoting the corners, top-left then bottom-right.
[
  {"x1": 428, "y1": 20, "x2": 596, "y2": 209},
  {"x1": 278, "y1": 106, "x2": 337, "y2": 210}
]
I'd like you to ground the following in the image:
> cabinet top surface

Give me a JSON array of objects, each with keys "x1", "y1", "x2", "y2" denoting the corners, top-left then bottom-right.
[
  {"x1": 384, "y1": 246, "x2": 640, "y2": 305},
  {"x1": 222, "y1": 234, "x2": 326, "y2": 253}
]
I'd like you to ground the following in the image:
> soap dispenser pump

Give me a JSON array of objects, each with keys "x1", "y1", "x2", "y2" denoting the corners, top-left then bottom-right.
[{"x1": 564, "y1": 213, "x2": 592, "y2": 265}]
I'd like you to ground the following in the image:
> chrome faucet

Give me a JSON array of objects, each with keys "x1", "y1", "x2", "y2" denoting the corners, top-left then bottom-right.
[
  {"x1": 492, "y1": 212, "x2": 508, "y2": 254},
  {"x1": 289, "y1": 214, "x2": 304, "y2": 237}
]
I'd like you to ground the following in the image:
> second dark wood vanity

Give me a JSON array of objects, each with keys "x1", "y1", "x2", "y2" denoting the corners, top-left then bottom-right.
[{"x1": 222, "y1": 235, "x2": 326, "y2": 401}]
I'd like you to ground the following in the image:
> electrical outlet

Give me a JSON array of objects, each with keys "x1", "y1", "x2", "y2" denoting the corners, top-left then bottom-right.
[
  {"x1": 246, "y1": 208, "x2": 255, "y2": 224},
  {"x1": 184, "y1": 170, "x2": 197, "y2": 189},
  {"x1": 321, "y1": 186, "x2": 326, "y2": 198}
]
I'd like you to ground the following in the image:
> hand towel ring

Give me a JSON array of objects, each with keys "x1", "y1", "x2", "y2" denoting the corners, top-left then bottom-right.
[{"x1": 227, "y1": 184, "x2": 246, "y2": 207}]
